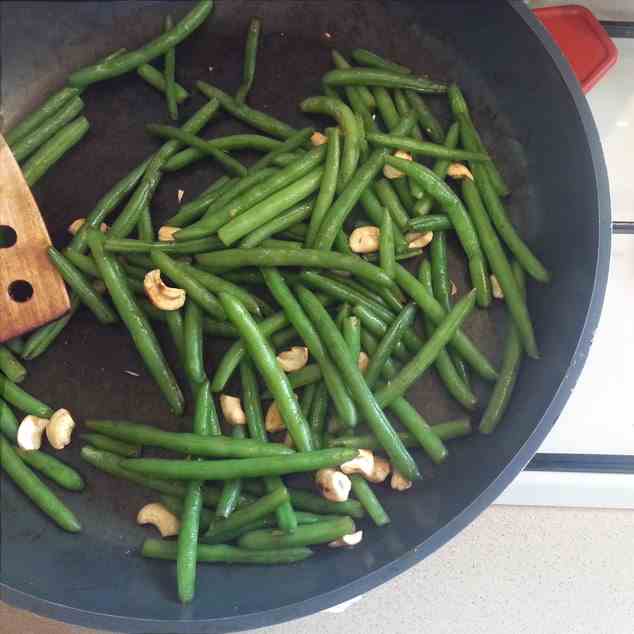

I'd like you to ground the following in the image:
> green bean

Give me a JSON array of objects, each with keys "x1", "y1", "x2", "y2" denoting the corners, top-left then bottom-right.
[
  {"x1": 137, "y1": 205, "x2": 154, "y2": 242},
  {"x1": 68, "y1": 158, "x2": 152, "y2": 253},
  {"x1": 149, "y1": 251, "x2": 224, "y2": 320},
  {"x1": 305, "y1": 128, "x2": 341, "y2": 248},
  {"x1": 352, "y1": 304, "x2": 410, "y2": 362},
  {"x1": 207, "y1": 487, "x2": 289, "y2": 540},
  {"x1": 296, "y1": 286, "x2": 419, "y2": 480},
  {"x1": 392, "y1": 89, "x2": 425, "y2": 199},
  {"x1": 0, "y1": 346, "x2": 26, "y2": 383},
  {"x1": 262, "y1": 268, "x2": 358, "y2": 428},
  {"x1": 285, "y1": 488, "x2": 364, "y2": 519},
  {"x1": 372, "y1": 86, "x2": 400, "y2": 130},
  {"x1": 197, "y1": 80, "x2": 297, "y2": 139},
  {"x1": 0, "y1": 398, "x2": 18, "y2": 442},
  {"x1": 329, "y1": 419, "x2": 472, "y2": 449},
  {"x1": 177, "y1": 146, "x2": 325, "y2": 240},
  {"x1": 300, "y1": 383, "x2": 318, "y2": 418},
  {"x1": 418, "y1": 259, "x2": 477, "y2": 409},
  {"x1": 47, "y1": 247, "x2": 117, "y2": 324},
  {"x1": 105, "y1": 236, "x2": 224, "y2": 256},
  {"x1": 137, "y1": 63, "x2": 189, "y2": 103},
  {"x1": 469, "y1": 156, "x2": 550, "y2": 286},
  {"x1": 80, "y1": 433, "x2": 141, "y2": 457},
  {"x1": 0, "y1": 375, "x2": 53, "y2": 418},
  {"x1": 480, "y1": 263, "x2": 526, "y2": 434},
  {"x1": 22, "y1": 117, "x2": 89, "y2": 187},
  {"x1": 218, "y1": 168, "x2": 323, "y2": 246},
  {"x1": 407, "y1": 214, "x2": 453, "y2": 232},
  {"x1": 379, "y1": 205, "x2": 396, "y2": 280},
  {"x1": 355, "y1": 276, "x2": 404, "y2": 313},
  {"x1": 350, "y1": 475, "x2": 390, "y2": 526},
  {"x1": 162, "y1": 15, "x2": 178, "y2": 121},
  {"x1": 15, "y1": 448, "x2": 85, "y2": 491},
  {"x1": 375, "y1": 290, "x2": 476, "y2": 407},
  {"x1": 249, "y1": 127, "x2": 314, "y2": 172},
  {"x1": 69, "y1": 1, "x2": 213, "y2": 86},
  {"x1": 196, "y1": 248, "x2": 394, "y2": 287},
  {"x1": 269, "y1": 325, "x2": 301, "y2": 350},
  {"x1": 361, "y1": 329, "x2": 399, "y2": 378},
  {"x1": 124, "y1": 448, "x2": 357, "y2": 480},
  {"x1": 331, "y1": 51, "x2": 376, "y2": 131},
  {"x1": 11, "y1": 96, "x2": 84, "y2": 163},
  {"x1": 88, "y1": 230, "x2": 184, "y2": 413},
  {"x1": 164, "y1": 177, "x2": 232, "y2": 226},
  {"x1": 311, "y1": 150, "x2": 386, "y2": 251},
  {"x1": 405, "y1": 91, "x2": 444, "y2": 144},
  {"x1": 308, "y1": 382, "x2": 328, "y2": 449},
  {"x1": 143, "y1": 540, "x2": 314, "y2": 565},
  {"x1": 235, "y1": 17, "x2": 261, "y2": 102},
  {"x1": 386, "y1": 156, "x2": 491, "y2": 306},
  {"x1": 323, "y1": 68, "x2": 447, "y2": 93},
  {"x1": 447, "y1": 84, "x2": 509, "y2": 197},
  {"x1": 218, "y1": 293, "x2": 314, "y2": 452},
  {"x1": 194, "y1": 380, "x2": 222, "y2": 437},
  {"x1": 351, "y1": 49, "x2": 411, "y2": 75},
  {"x1": 183, "y1": 300, "x2": 206, "y2": 386},
  {"x1": 6, "y1": 87, "x2": 81, "y2": 146},
  {"x1": 364, "y1": 304, "x2": 416, "y2": 388},
  {"x1": 21, "y1": 295, "x2": 81, "y2": 361},
  {"x1": 260, "y1": 238, "x2": 303, "y2": 250},
  {"x1": 216, "y1": 425, "x2": 246, "y2": 519},
  {"x1": 85, "y1": 419, "x2": 293, "y2": 458},
  {"x1": 240, "y1": 359, "x2": 298, "y2": 533},
  {"x1": 367, "y1": 132, "x2": 489, "y2": 162},
  {"x1": 145, "y1": 125, "x2": 246, "y2": 176},
  {"x1": 1, "y1": 437, "x2": 81, "y2": 532},
  {"x1": 239, "y1": 516, "x2": 355, "y2": 550},
  {"x1": 109, "y1": 100, "x2": 219, "y2": 239},
  {"x1": 79, "y1": 446, "x2": 235, "y2": 506},
  {"x1": 300, "y1": 96, "x2": 360, "y2": 190},
  {"x1": 157, "y1": 131, "x2": 283, "y2": 155},
  {"x1": 374, "y1": 178, "x2": 410, "y2": 230},
  {"x1": 343, "y1": 316, "x2": 361, "y2": 365}
]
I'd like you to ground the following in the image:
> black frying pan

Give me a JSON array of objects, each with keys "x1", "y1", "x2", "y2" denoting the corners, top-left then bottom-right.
[{"x1": 0, "y1": 2, "x2": 610, "y2": 632}]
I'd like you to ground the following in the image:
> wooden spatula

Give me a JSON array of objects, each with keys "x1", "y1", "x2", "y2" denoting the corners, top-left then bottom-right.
[{"x1": 0, "y1": 134, "x2": 70, "y2": 343}]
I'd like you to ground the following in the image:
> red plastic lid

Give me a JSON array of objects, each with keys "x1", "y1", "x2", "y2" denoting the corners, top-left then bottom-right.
[{"x1": 534, "y1": 5, "x2": 618, "y2": 92}]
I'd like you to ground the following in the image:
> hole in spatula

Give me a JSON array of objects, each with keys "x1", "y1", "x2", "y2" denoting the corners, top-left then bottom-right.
[
  {"x1": 0, "y1": 225, "x2": 17, "y2": 248},
  {"x1": 8, "y1": 280, "x2": 34, "y2": 303}
]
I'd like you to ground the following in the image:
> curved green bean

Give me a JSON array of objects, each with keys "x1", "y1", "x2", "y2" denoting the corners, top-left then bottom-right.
[
  {"x1": 1, "y1": 436, "x2": 81, "y2": 532},
  {"x1": 69, "y1": 1, "x2": 214, "y2": 86},
  {"x1": 16, "y1": 448, "x2": 85, "y2": 491},
  {"x1": 0, "y1": 375, "x2": 53, "y2": 418},
  {"x1": 323, "y1": 68, "x2": 447, "y2": 93},
  {"x1": 300, "y1": 96, "x2": 360, "y2": 190},
  {"x1": 236, "y1": 17, "x2": 261, "y2": 103},
  {"x1": 351, "y1": 49, "x2": 411, "y2": 75},
  {"x1": 219, "y1": 292, "x2": 314, "y2": 452}
]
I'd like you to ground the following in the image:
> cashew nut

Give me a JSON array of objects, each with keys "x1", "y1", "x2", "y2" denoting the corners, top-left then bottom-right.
[
  {"x1": 158, "y1": 225, "x2": 179, "y2": 242},
  {"x1": 490, "y1": 274, "x2": 504, "y2": 299},
  {"x1": 450, "y1": 280, "x2": 458, "y2": 297},
  {"x1": 406, "y1": 231, "x2": 434, "y2": 249},
  {"x1": 16, "y1": 416, "x2": 49, "y2": 451},
  {"x1": 391, "y1": 470, "x2": 413, "y2": 491},
  {"x1": 68, "y1": 218, "x2": 108, "y2": 235},
  {"x1": 220, "y1": 394, "x2": 246, "y2": 425},
  {"x1": 144, "y1": 269, "x2": 186, "y2": 311},
  {"x1": 357, "y1": 351, "x2": 370, "y2": 373},
  {"x1": 137, "y1": 503, "x2": 180, "y2": 537},
  {"x1": 329, "y1": 530, "x2": 363, "y2": 548},
  {"x1": 276, "y1": 346, "x2": 309, "y2": 372},
  {"x1": 349, "y1": 226, "x2": 380, "y2": 254},
  {"x1": 311, "y1": 131, "x2": 328, "y2": 146},
  {"x1": 341, "y1": 449, "x2": 375, "y2": 478},
  {"x1": 365, "y1": 455, "x2": 391, "y2": 483},
  {"x1": 265, "y1": 401, "x2": 285, "y2": 433},
  {"x1": 383, "y1": 150, "x2": 412, "y2": 179},
  {"x1": 46, "y1": 408, "x2": 76, "y2": 450},
  {"x1": 446, "y1": 163, "x2": 474, "y2": 181},
  {"x1": 315, "y1": 468, "x2": 351, "y2": 502}
]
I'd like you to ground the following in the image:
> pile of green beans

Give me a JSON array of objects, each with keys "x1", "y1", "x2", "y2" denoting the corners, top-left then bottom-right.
[{"x1": 4, "y1": 11, "x2": 549, "y2": 604}]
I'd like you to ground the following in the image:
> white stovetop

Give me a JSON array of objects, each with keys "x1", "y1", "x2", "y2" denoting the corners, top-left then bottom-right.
[{"x1": 499, "y1": 35, "x2": 634, "y2": 507}]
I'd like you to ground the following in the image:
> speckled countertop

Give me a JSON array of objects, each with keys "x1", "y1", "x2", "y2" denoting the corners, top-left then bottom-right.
[{"x1": 3, "y1": 506, "x2": 634, "y2": 634}]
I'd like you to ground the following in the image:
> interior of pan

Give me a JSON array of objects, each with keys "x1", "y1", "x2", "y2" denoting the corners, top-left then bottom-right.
[{"x1": 0, "y1": 1, "x2": 609, "y2": 632}]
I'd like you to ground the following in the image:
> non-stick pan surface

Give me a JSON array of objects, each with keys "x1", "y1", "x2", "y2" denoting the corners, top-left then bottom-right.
[{"x1": 0, "y1": 2, "x2": 610, "y2": 632}]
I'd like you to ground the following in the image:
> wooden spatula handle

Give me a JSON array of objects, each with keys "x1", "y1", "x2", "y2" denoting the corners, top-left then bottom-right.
[{"x1": 0, "y1": 134, "x2": 70, "y2": 342}]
